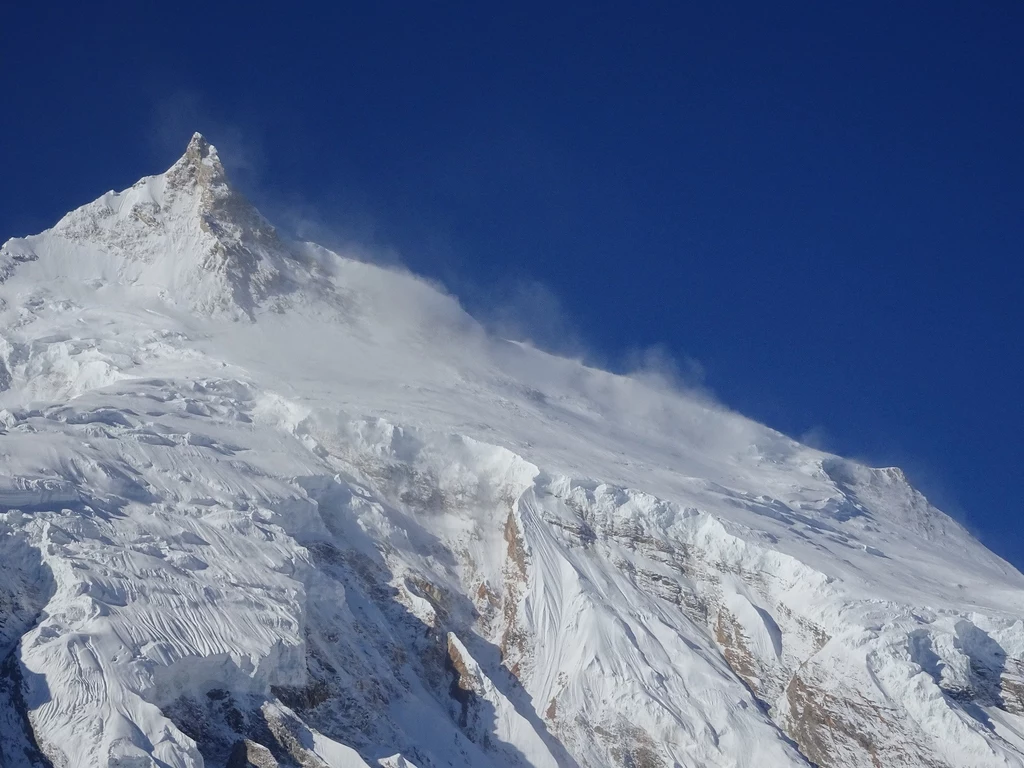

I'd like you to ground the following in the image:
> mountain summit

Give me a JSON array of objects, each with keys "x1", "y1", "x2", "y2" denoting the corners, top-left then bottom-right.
[
  {"x1": 0, "y1": 134, "x2": 312, "y2": 322},
  {"x1": 0, "y1": 136, "x2": 1023, "y2": 768},
  {"x1": 168, "y1": 132, "x2": 227, "y2": 189}
]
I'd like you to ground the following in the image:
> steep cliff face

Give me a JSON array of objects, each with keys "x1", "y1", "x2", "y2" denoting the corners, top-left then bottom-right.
[{"x1": 1, "y1": 136, "x2": 1023, "y2": 768}]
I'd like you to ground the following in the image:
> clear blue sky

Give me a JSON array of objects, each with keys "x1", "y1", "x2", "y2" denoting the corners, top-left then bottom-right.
[{"x1": 2, "y1": 3, "x2": 1022, "y2": 565}]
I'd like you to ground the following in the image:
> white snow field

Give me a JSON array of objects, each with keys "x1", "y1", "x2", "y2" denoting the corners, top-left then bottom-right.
[{"x1": 0, "y1": 134, "x2": 1022, "y2": 767}]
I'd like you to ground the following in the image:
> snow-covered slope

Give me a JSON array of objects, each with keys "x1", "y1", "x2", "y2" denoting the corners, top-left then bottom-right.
[{"x1": 1, "y1": 134, "x2": 1023, "y2": 768}]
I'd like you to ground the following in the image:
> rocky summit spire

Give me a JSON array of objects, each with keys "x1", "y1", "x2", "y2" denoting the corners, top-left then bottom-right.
[
  {"x1": 165, "y1": 131, "x2": 228, "y2": 193},
  {"x1": 187, "y1": 131, "x2": 210, "y2": 152},
  {"x1": 156, "y1": 131, "x2": 291, "y2": 319}
]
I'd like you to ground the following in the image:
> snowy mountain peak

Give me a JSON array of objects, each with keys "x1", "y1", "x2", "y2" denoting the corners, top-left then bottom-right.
[
  {"x1": 1, "y1": 141, "x2": 1024, "y2": 768},
  {"x1": 0, "y1": 132, "x2": 312, "y2": 321},
  {"x1": 165, "y1": 131, "x2": 228, "y2": 195}
]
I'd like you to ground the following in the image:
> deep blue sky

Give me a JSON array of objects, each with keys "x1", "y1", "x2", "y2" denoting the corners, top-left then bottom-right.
[{"x1": 2, "y1": 3, "x2": 1022, "y2": 565}]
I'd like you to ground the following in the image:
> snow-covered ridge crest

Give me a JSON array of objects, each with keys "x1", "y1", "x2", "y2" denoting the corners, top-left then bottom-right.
[{"x1": 1, "y1": 134, "x2": 1024, "y2": 767}]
